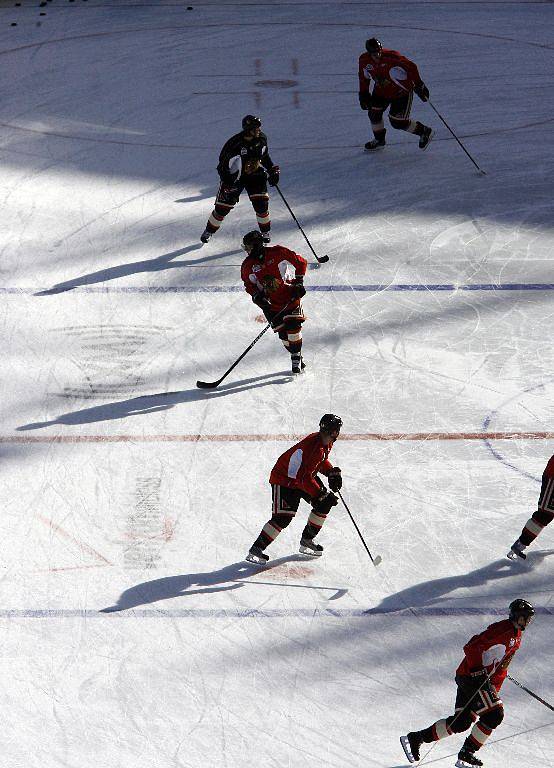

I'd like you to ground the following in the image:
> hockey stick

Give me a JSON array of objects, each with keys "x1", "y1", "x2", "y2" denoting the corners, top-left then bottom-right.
[
  {"x1": 338, "y1": 491, "x2": 382, "y2": 566},
  {"x1": 274, "y1": 184, "x2": 329, "y2": 264},
  {"x1": 196, "y1": 303, "x2": 291, "y2": 389},
  {"x1": 427, "y1": 100, "x2": 486, "y2": 175},
  {"x1": 507, "y1": 674, "x2": 554, "y2": 712}
]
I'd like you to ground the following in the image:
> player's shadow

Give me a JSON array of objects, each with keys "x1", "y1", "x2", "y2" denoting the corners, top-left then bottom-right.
[
  {"x1": 35, "y1": 243, "x2": 240, "y2": 295},
  {"x1": 100, "y1": 554, "x2": 345, "y2": 612},
  {"x1": 366, "y1": 551, "x2": 554, "y2": 614},
  {"x1": 16, "y1": 372, "x2": 292, "y2": 430}
]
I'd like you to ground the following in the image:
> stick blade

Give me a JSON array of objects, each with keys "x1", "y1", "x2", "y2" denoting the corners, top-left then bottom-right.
[
  {"x1": 196, "y1": 380, "x2": 220, "y2": 389},
  {"x1": 318, "y1": 255, "x2": 329, "y2": 263},
  {"x1": 372, "y1": 555, "x2": 382, "y2": 567}
]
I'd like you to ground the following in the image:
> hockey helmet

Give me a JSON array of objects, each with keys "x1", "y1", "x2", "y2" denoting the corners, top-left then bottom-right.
[
  {"x1": 319, "y1": 414, "x2": 343, "y2": 434},
  {"x1": 365, "y1": 37, "x2": 383, "y2": 55},
  {"x1": 509, "y1": 599, "x2": 535, "y2": 630},
  {"x1": 242, "y1": 114, "x2": 262, "y2": 133},
  {"x1": 241, "y1": 230, "x2": 265, "y2": 259}
]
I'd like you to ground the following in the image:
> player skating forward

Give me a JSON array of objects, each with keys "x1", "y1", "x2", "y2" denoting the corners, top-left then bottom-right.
[
  {"x1": 508, "y1": 454, "x2": 554, "y2": 560},
  {"x1": 246, "y1": 414, "x2": 343, "y2": 564},
  {"x1": 358, "y1": 38, "x2": 433, "y2": 151},
  {"x1": 241, "y1": 230, "x2": 308, "y2": 375},
  {"x1": 400, "y1": 599, "x2": 535, "y2": 768},
  {"x1": 200, "y1": 115, "x2": 280, "y2": 244}
]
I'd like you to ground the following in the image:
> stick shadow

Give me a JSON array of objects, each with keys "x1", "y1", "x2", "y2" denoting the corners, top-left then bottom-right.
[
  {"x1": 35, "y1": 243, "x2": 240, "y2": 295},
  {"x1": 16, "y1": 371, "x2": 292, "y2": 430}
]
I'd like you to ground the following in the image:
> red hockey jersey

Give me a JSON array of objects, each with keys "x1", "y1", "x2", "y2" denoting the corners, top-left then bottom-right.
[
  {"x1": 358, "y1": 48, "x2": 423, "y2": 100},
  {"x1": 269, "y1": 432, "x2": 336, "y2": 498},
  {"x1": 456, "y1": 619, "x2": 522, "y2": 690},
  {"x1": 241, "y1": 245, "x2": 307, "y2": 310}
]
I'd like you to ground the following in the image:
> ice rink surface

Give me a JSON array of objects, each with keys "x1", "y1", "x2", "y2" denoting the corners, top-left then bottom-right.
[{"x1": 0, "y1": 0, "x2": 553, "y2": 766}]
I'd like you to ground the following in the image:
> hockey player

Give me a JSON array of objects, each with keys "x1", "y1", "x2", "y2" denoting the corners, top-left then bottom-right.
[
  {"x1": 200, "y1": 115, "x2": 280, "y2": 244},
  {"x1": 246, "y1": 414, "x2": 343, "y2": 564},
  {"x1": 240, "y1": 230, "x2": 308, "y2": 375},
  {"x1": 400, "y1": 599, "x2": 535, "y2": 768},
  {"x1": 508, "y1": 454, "x2": 554, "y2": 560},
  {"x1": 358, "y1": 38, "x2": 433, "y2": 151}
]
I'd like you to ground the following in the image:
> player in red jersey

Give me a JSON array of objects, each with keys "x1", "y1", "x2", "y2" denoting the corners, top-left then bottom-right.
[
  {"x1": 358, "y1": 38, "x2": 433, "y2": 151},
  {"x1": 240, "y1": 230, "x2": 308, "y2": 375},
  {"x1": 200, "y1": 115, "x2": 280, "y2": 244},
  {"x1": 508, "y1": 454, "x2": 554, "y2": 560},
  {"x1": 400, "y1": 599, "x2": 535, "y2": 768},
  {"x1": 246, "y1": 414, "x2": 343, "y2": 564}
]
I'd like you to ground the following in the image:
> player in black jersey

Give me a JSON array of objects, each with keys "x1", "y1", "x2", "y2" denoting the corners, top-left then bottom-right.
[{"x1": 200, "y1": 115, "x2": 280, "y2": 244}]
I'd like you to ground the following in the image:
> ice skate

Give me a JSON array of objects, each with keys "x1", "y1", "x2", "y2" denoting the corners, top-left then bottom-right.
[
  {"x1": 261, "y1": 232, "x2": 271, "y2": 244},
  {"x1": 200, "y1": 229, "x2": 212, "y2": 244},
  {"x1": 246, "y1": 545, "x2": 269, "y2": 565},
  {"x1": 364, "y1": 138, "x2": 386, "y2": 151},
  {"x1": 419, "y1": 127, "x2": 434, "y2": 150},
  {"x1": 455, "y1": 748, "x2": 483, "y2": 768},
  {"x1": 400, "y1": 732, "x2": 422, "y2": 763},
  {"x1": 299, "y1": 537, "x2": 323, "y2": 557},
  {"x1": 507, "y1": 539, "x2": 527, "y2": 560},
  {"x1": 291, "y1": 354, "x2": 306, "y2": 375}
]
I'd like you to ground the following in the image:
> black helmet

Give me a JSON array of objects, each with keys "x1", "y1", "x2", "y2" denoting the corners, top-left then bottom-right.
[
  {"x1": 509, "y1": 599, "x2": 535, "y2": 630},
  {"x1": 319, "y1": 414, "x2": 343, "y2": 433},
  {"x1": 365, "y1": 37, "x2": 383, "y2": 55},
  {"x1": 241, "y1": 230, "x2": 265, "y2": 259},
  {"x1": 242, "y1": 114, "x2": 262, "y2": 132}
]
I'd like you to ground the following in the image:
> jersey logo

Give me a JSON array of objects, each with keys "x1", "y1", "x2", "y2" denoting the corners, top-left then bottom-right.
[{"x1": 262, "y1": 275, "x2": 280, "y2": 294}]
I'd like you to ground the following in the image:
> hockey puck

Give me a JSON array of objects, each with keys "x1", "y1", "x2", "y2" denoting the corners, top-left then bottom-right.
[{"x1": 11, "y1": 21, "x2": 17, "y2": 25}]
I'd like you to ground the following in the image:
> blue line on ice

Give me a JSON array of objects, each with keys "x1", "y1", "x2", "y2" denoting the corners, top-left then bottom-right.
[{"x1": 3, "y1": 284, "x2": 554, "y2": 295}]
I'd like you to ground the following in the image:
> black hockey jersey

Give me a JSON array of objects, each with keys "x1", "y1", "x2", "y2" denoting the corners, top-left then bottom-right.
[{"x1": 216, "y1": 131, "x2": 275, "y2": 184}]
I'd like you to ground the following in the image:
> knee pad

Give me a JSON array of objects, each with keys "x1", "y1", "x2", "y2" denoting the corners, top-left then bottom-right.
[
  {"x1": 273, "y1": 512, "x2": 293, "y2": 530},
  {"x1": 480, "y1": 706, "x2": 504, "y2": 730},
  {"x1": 313, "y1": 492, "x2": 338, "y2": 517},
  {"x1": 389, "y1": 115, "x2": 410, "y2": 130},
  {"x1": 284, "y1": 318, "x2": 302, "y2": 332},
  {"x1": 214, "y1": 202, "x2": 233, "y2": 217},
  {"x1": 535, "y1": 507, "x2": 554, "y2": 526},
  {"x1": 250, "y1": 194, "x2": 269, "y2": 215},
  {"x1": 447, "y1": 712, "x2": 473, "y2": 734}
]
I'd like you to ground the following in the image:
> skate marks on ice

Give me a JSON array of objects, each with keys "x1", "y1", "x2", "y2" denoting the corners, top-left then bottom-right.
[
  {"x1": 16, "y1": 372, "x2": 293, "y2": 430},
  {"x1": 101, "y1": 555, "x2": 348, "y2": 612},
  {"x1": 481, "y1": 378, "x2": 554, "y2": 483}
]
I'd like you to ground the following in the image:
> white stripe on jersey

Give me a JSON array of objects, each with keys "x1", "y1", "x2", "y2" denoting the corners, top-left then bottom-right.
[{"x1": 287, "y1": 449, "x2": 303, "y2": 479}]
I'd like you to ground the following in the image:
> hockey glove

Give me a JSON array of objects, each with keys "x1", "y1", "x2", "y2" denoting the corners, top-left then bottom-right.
[
  {"x1": 414, "y1": 82, "x2": 429, "y2": 102},
  {"x1": 267, "y1": 165, "x2": 280, "y2": 186},
  {"x1": 252, "y1": 292, "x2": 272, "y2": 311},
  {"x1": 359, "y1": 92, "x2": 371, "y2": 110},
  {"x1": 327, "y1": 467, "x2": 342, "y2": 492},
  {"x1": 290, "y1": 277, "x2": 306, "y2": 299}
]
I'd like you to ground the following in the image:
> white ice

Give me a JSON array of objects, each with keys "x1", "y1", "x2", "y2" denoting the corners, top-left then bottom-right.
[{"x1": 0, "y1": 1, "x2": 552, "y2": 767}]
